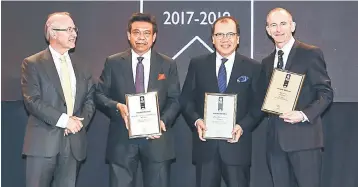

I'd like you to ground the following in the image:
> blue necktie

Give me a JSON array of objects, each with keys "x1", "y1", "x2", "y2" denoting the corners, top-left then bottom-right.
[
  {"x1": 135, "y1": 57, "x2": 145, "y2": 93},
  {"x1": 218, "y1": 58, "x2": 228, "y2": 93}
]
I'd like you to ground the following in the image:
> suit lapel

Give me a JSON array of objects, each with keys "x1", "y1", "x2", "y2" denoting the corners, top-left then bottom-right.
[
  {"x1": 285, "y1": 40, "x2": 299, "y2": 70},
  {"x1": 121, "y1": 49, "x2": 136, "y2": 93},
  {"x1": 71, "y1": 54, "x2": 82, "y2": 113},
  {"x1": 207, "y1": 53, "x2": 219, "y2": 93},
  {"x1": 147, "y1": 50, "x2": 162, "y2": 92},
  {"x1": 42, "y1": 48, "x2": 66, "y2": 102},
  {"x1": 266, "y1": 51, "x2": 275, "y2": 79},
  {"x1": 225, "y1": 53, "x2": 244, "y2": 93}
]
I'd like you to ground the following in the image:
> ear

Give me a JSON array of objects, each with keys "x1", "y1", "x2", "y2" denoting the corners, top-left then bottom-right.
[
  {"x1": 127, "y1": 31, "x2": 131, "y2": 41},
  {"x1": 237, "y1": 36, "x2": 240, "y2": 44},
  {"x1": 291, "y1": 22, "x2": 296, "y2": 33},
  {"x1": 212, "y1": 35, "x2": 215, "y2": 45},
  {"x1": 50, "y1": 30, "x2": 56, "y2": 39},
  {"x1": 266, "y1": 25, "x2": 272, "y2": 37},
  {"x1": 152, "y1": 32, "x2": 157, "y2": 43}
]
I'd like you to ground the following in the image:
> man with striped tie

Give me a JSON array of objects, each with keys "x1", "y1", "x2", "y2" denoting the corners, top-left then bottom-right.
[{"x1": 180, "y1": 16, "x2": 265, "y2": 187}]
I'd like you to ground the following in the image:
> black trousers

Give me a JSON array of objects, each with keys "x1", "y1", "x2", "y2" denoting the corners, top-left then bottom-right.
[
  {"x1": 195, "y1": 150, "x2": 250, "y2": 187},
  {"x1": 109, "y1": 144, "x2": 171, "y2": 187},
  {"x1": 26, "y1": 137, "x2": 79, "y2": 187},
  {"x1": 266, "y1": 122, "x2": 322, "y2": 187}
]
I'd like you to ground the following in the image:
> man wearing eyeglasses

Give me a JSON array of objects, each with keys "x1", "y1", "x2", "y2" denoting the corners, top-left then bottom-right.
[
  {"x1": 180, "y1": 16, "x2": 265, "y2": 187},
  {"x1": 262, "y1": 8, "x2": 333, "y2": 187},
  {"x1": 95, "y1": 13, "x2": 180, "y2": 187},
  {"x1": 21, "y1": 12, "x2": 95, "y2": 187}
]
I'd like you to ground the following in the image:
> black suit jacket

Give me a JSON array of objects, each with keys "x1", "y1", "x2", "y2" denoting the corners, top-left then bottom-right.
[
  {"x1": 262, "y1": 40, "x2": 334, "y2": 152},
  {"x1": 180, "y1": 52, "x2": 263, "y2": 165},
  {"x1": 95, "y1": 49, "x2": 180, "y2": 164},
  {"x1": 21, "y1": 48, "x2": 96, "y2": 161}
]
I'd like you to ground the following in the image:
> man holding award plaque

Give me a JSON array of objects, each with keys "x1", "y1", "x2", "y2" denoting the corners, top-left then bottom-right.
[
  {"x1": 95, "y1": 13, "x2": 180, "y2": 187},
  {"x1": 181, "y1": 16, "x2": 264, "y2": 187},
  {"x1": 261, "y1": 8, "x2": 333, "y2": 187}
]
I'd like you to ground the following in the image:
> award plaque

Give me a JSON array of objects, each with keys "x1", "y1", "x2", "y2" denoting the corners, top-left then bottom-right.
[
  {"x1": 262, "y1": 69, "x2": 305, "y2": 115},
  {"x1": 203, "y1": 93, "x2": 237, "y2": 140},
  {"x1": 126, "y1": 92, "x2": 161, "y2": 138}
]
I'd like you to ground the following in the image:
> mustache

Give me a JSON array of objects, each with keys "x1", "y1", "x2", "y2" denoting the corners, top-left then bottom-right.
[{"x1": 135, "y1": 41, "x2": 148, "y2": 45}]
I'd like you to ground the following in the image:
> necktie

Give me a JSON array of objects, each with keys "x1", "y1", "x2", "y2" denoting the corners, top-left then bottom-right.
[
  {"x1": 59, "y1": 56, "x2": 74, "y2": 116},
  {"x1": 218, "y1": 58, "x2": 228, "y2": 93},
  {"x1": 135, "y1": 57, "x2": 145, "y2": 93},
  {"x1": 277, "y1": 50, "x2": 284, "y2": 69}
]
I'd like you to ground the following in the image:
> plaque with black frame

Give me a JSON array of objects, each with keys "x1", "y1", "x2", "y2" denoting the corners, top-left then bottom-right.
[
  {"x1": 203, "y1": 93, "x2": 237, "y2": 140},
  {"x1": 261, "y1": 69, "x2": 305, "y2": 115},
  {"x1": 125, "y1": 92, "x2": 161, "y2": 138}
]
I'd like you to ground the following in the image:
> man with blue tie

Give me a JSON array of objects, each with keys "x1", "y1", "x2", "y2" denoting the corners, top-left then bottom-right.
[
  {"x1": 180, "y1": 16, "x2": 265, "y2": 187},
  {"x1": 95, "y1": 13, "x2": 180, "y2": 187},
  {"x1": 262, "y1": 8, "x2": 333, "y2": 187}
]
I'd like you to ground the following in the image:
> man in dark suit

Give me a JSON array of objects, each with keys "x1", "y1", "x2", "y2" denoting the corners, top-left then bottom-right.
[
  {"x1": 95, "y1": 13, "x2": 180, "y2": 187},
  {"x1": 262, "y1": 8, "x2": 334, "y2": 187},
  {"x1": 180, "y1": 16, "x2": 263, "y2": 187},
  {"x1": 21, "y1": 12, "x2": 95, "y2": 187}
]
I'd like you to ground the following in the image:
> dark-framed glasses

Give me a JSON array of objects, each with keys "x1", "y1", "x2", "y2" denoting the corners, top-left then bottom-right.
[
  {"x1": 214, "y1": 32, "x2": 237, "y2": 40},
  {"x1": 52, "y1": 27, "x2": 79, "y2": 33}
]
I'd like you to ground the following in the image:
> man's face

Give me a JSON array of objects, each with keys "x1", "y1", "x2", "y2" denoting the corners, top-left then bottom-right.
[
  {"x1": 127, "y1": 21, "x2": 156, "y2": 55},
  {"x1": 52, "y1": 16, "x2": 77, "y2": 51},
  {"x1": 266, "y1": 10, "x2": 296, "y2": 47},
  {"x1": 212, "y1": 19, "x2": 239, "y2": 57}
]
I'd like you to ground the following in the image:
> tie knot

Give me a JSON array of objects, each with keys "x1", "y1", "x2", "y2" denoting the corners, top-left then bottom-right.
[
  {"x1": 59, "y1": 56, "x2": 66, "y2": 63},
  {"x1": 278, "y1": 50, "x2": 284, "y2": 57},
  {"x1": 221, "y1": 58, "x2": 228, "y2": 64},
  {"x1": 137, "y1": 57, "x2": 144, "y2": 63}
]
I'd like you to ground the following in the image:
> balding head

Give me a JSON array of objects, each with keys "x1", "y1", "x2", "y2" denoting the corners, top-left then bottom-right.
[
  {"x1": 44, "y1": 12, "x2": 72, "y2": 42},
  {"x1": 266, "y1": 8, "x2": 293, "y2": 25}
]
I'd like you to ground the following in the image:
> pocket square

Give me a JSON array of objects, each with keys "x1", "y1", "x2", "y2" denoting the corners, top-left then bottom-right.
[
  {"x1": 158, "y1": 74, "x2": 166, "y2": 80},
  {"x1": 237, "y1": 76, "x2": 249, "y2": 83}
]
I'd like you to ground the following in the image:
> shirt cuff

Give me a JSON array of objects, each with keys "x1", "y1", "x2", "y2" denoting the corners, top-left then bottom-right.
[
  {"x1": 56, "y1": 113, "x2": 69, "y2": 128},
  {"x1": 299, "y1": 111, "x2": 309, "y2": 122},
  {"x1": 194, "y1": 118, "x2": 203, "y2": 127}
]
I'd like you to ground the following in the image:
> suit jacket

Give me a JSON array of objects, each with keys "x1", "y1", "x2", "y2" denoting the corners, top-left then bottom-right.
[
  {"x1": 262, "y1": 40, "x2": 334, "y2": 152},
  {"x1": 180, "y1": 52, "x2": 264, "y2": 165},
  {"x1": 95, "y1": 49, "x2": 180, "y2": 165},
  {"x1": 21, "y1": 48, "x2": 96, "y2": 161}
]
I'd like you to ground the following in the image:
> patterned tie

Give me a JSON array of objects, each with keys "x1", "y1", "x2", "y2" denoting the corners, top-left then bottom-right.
[
  {"x1": 218, "y1": 58, "x2": 228, "y2": 93},
  {"x1": 277, "y1": 50, "x2": 284, "y2": 69},
  {"x1": 135, "y1": 57, "x2": 145, "y2": 93},
  {"x1": 59, "y1": 56, "x2": 74, "y2": 116}
]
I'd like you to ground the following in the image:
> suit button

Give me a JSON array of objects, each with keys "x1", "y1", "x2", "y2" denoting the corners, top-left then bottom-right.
[{"x1": 64, "y1": 103, "x2": 67, "y2": 106}]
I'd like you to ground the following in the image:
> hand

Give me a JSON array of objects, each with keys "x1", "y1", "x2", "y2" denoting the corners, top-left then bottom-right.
[
  {"x1": 279, "y1": 111, "x2": 304, "y2": 124},
  {"x1": 228, "y1": 124, "x2": 243, "y2": 143},
  {"x1": 196, "y1": 119, "x2": 207, "y2": 141},
  {"x1": 147, "y1": 120, "x2": 166, "y2": 139},
  {"x1": 116, "y1": 103, "x2": 129, "y2": 129},
  {"x1": 64, "y1": 129, "x2": 70, "y2": 136},
  {"x1": 67, "y1": 116, "x2": 83, "y2": 134}
]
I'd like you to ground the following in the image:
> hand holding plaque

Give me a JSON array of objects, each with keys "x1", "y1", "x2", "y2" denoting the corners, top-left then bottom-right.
[
  {"x1": 126, "y1": 92, "x2": 161, "y2": 138},
  {"x1": 261, "y1": 69, "x2": 305, "y2": 115}
]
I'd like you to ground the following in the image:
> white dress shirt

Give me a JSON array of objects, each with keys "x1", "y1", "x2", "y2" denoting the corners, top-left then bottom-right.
[
  {"x1": 131, "y1": 49, "x2": 151, "y2": 93},
  {"x1": 49, "y1": 45, "x2": 77, "y2": 128}
]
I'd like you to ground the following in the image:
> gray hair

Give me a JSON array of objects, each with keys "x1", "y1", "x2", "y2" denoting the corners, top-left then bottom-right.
[{"x1": 44, "y1": 12, "x2": 72, "y2": 42}]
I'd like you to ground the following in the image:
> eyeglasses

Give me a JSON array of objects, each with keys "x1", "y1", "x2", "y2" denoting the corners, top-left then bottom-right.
[
  {"x1": 131, "y1": 30, "x2": 152, "y2": 38},
  {"x1": 52, "y1": 27, "x2": 79, "y2": 33},
  {"x1": 214, "y1": 32, "x2": 237, "y2": 40}
]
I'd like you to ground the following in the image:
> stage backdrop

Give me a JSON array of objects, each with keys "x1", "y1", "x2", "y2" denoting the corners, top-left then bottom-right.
[{"x1": 2, "y1": 1, "x2": 358, "y2": 187}]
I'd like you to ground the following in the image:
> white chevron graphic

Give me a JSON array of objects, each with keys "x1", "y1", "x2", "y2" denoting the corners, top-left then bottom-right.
[{"x1": 172, "y1": 36, "x2": 214, "y2": 60}]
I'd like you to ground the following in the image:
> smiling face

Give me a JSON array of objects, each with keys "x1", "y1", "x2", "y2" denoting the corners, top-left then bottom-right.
[
  {"x1": 266, "y1": 9, "x2": 296, "y2": 48},
  {"x1": 127, "y1": 21, "x2": 156, "y2": 56},
  {"x1": 212, "y1": 19, "x2": 239, "y2": 57},
  {"x1": 47, "y1": 14, "x2": 77, "y2": 54}
]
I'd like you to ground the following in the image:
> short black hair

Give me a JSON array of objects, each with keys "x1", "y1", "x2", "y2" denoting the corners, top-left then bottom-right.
[
  {"x1": 211, "y1": 16, "x2": 240, "y2": 36},
  {"x1": 127, "y1": 13, "x2": 158, "y2": 34}
]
